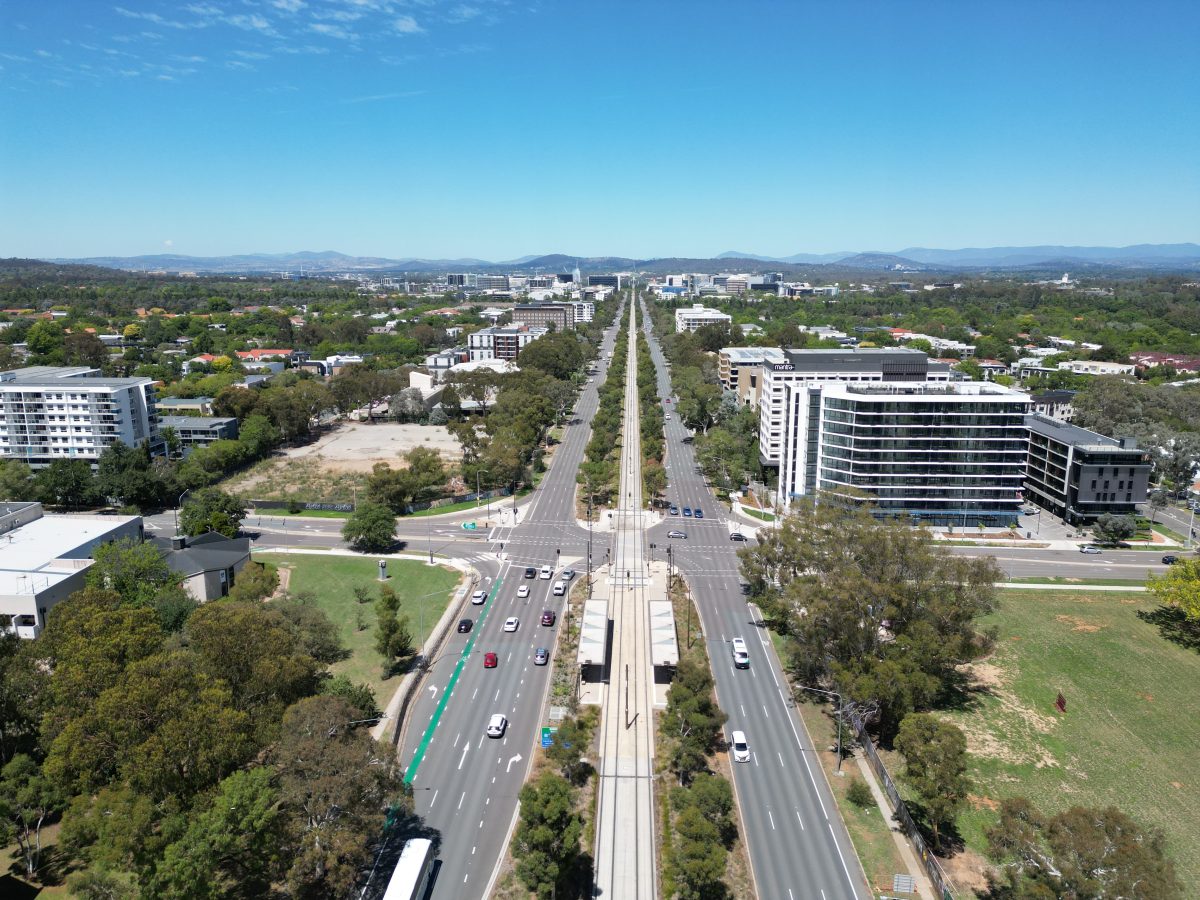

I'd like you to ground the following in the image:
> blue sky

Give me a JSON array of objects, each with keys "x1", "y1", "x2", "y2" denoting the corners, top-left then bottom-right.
[{"x1": 1, "y1": 0, "x2": 1197, "y2": 260}]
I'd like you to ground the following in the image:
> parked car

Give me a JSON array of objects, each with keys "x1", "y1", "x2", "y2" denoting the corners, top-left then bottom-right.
[
  {"x1": 534, "y1": 647, "x2": 549, "y2": 665},
  {"x1": 668, "y1": 530, "x2": 687, "y2": 539},
  {"x1": 471, "y1": 590, "x2": 487, "y2": 605},
  {"x1": 541, "y1": 610, "x2": 556, "y2": 626},
  {"x1": 486, "y1": 713, "x2": 507, "y2": 737},
  {"x1": 517, "y1": 585, "x2": 530, "y2": 598},
  {"x1": 457, "y1": 619, "x2": 473, "y2": 634},
  {"x1": 1162, "y1": 554, "x2": 1179, "y2": 565},
  {"x1": 1080, "y1": 546, "x2": 1102, "y2": 554},
  {"x1": 483, "y1": 651, "x2": 498, "y2": 668},
  {"x1": 730, "y1": 730, "x2": 750, "y2": 763}
]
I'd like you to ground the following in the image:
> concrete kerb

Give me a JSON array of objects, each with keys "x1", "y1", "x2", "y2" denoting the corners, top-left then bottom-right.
[{"x1": 850, "y1": 750, "x2": 936, "y2": 900}]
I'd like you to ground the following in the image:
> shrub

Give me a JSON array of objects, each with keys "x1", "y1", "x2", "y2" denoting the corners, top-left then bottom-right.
[{"x1": 846, "y1": 777, "x2": 874, "y2": 809}]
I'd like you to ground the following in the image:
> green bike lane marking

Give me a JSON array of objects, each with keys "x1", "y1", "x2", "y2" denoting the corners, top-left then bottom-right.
[{"x1": 404, "y1": 572, "x2": 504, "y2": 784}]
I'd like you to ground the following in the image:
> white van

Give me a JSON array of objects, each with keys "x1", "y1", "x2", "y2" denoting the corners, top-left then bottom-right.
[
  {"x1": 731, "y1": 637, "x2": 749, "y2": 669},
  {"x1": 730, "y1": 730, "x2": 750, "y2": 763}
]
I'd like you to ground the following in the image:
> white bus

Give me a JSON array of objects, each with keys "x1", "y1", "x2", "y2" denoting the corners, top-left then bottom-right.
[{"x1": 382, "y1": 838, "x2": 435, "y2": 900}]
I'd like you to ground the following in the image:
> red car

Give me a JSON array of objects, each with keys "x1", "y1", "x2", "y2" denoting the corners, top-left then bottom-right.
[
  {"x1": 541, "y1": 610, "x2": 556, "y2": 626},
  {"x1": 483, "y1": 651, "x2": 498, "y2": 668}
]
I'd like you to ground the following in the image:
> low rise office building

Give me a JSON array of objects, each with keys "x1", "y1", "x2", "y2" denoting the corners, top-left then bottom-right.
[
  {"x1": 159, "y1": 416, "x2": 239, "y2": 456},
  {"x1": 1025, "y1": 415, "x2": 1151, "y2": 524},
  {"x1": 512, "y1": 303, "x2": 575, "y2": 332},
  {"x1": 468, "y1": 324, "x2": 548, "y2": 362},
  {"x1": 674, "y1": 304, "x2": 733, "y2": 333},
  {"x1": 717, "y1": 347, "x2": 786, "y2": 392}
]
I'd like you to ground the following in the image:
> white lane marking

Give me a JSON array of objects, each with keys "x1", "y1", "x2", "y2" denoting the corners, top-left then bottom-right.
[
  {"x1": 740, "y1": 704, "x2": 745, "y2": 717},
  {"x1": 472, "y1": 846, "x2": 477, "y2": 855},
  {"x1": 457, "y1": 792, "x2": 466, "y2": 810},
  {"x1": 768, "y1": 809, "x2": 776, "y2": 830},
  {"x1": 494, "y1": 689, "x2": 500, "y2": 702},
  {"x1": 789, "y1": 891, "x2": 795, "y2": 900},
  {"x1": 763, "y1": 704, "x2": 770, "y2": 719},
  {"x1": 777, "y1": 751, "x2": 784, "y2": 767},
  {"x1": 457, "y1": 745, "x2": 469, "y2": 770},
  {"x1": 479, "y1": 819, "x2": 484, "y2": 829},
  {"x1": 821, "y1": 890, "x2": 828, "y2": 900},
  {"x1": 471, "y1": 687, "x2": 478, "y2": 701},
  {"x1": 429, "y1": 789, "x2": 438, "y2": 809},
  {"x1": 453, "y1": 732, "x2": 460, "y2": 749},
  {"x1": 796, "y1": 809, "x2": 805, "y2": 830},
  {"x1": 828, "y1": 821, "x2": 859, "y2": 896}
]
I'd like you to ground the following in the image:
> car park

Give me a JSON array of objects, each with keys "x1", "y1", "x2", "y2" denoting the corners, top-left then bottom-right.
[
  {"x1": 457, "y1": 619, "x2": 473, "y2": 634},
  {"x1": 730, "y1": 730, "x2": 750, "y2": 763},
  {"x1": 471, "y1": 590, "x2": 487, "y2": 605},
  {"x1": 729, "y1": 532, "x2": 747, "y2": 542},
  {"x1": 1080, "y1": 546, "x2": 1102, "y2": 554},
  {"x1": 483, "y1": 651, "x2": 498, "y2": 668},
  {"x1": 694, "y1": 508, "x2": 704, "y2": 519},
  {"x1": 486, "y1": 713, "x2": 507, "y2": 737},
  {"x1": 524, "y1": 567, "x2": 536, "y2": 579},
  {"x1": 504, "y1": 616, "x2": 520, "y2": 632},
  {"x1": 539, "y1": 565, "x2": 553, "y2": 579},
  {"x1": 1162, "y1": 554, "x2": 1179, "y2": 565},
  {"x1": 682, "y1": 507, "x2": 692, "y2": 517},
  {"x1": 534, "y1": 647, "x2": 549, "y2": 665},
  {"x1": 668, "y1": 530, "x2": 687, "y2": 539},
  {"x1": 541, "y1": 610, "x2": 556, "y2": 626},
  {"x1": 517, "y1": 585, "x2": 530, "y2": 598},
  {"x1": 552, "y1": 581, "x2": 567, "y2": 596}
]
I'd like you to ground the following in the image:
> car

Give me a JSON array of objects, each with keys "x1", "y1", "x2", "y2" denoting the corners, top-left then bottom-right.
[
  {"x1": 539, "y1": 565, "x2": 553, "y2": 580},
  {"x1": 504, "y1": 616, "x2": 519, "y2": 632},
  {"x1": 729, "y1": 532, "x2": 747, "y2": 542},
  {"x1": 486, "y1": 713, "x2": 507, "y2": 737},
  {"x1": 534, "y1": 647, "x2": 549, "y2": 666},
  {"x1": 681, "y1": 435, "x2": 694, "y2": 444},
  {"x1": 730, "y1": 730, "x2": 750, "y2": 763},
  {"x1": 731, "y1": 637, "x2": 749, "y2": 668},
  {"x1": 457, "y1": 618, "x2": 473, "y2": 634},
  {"x1": 588, "y1": 378, "x2": 594, "y2": 384},
  {"x1": 541, "y1": 610, "x2": 556, "y2": 626},
  {"x1": 694, "y1": 508, "x2": 704, "y2": 519},
  {"x1": 669, "y1": 506, "x2": 679, "y2": 516},
  {"x1": 1080, "y1": 546, "x2": 1102, "y2": 554},
  {"x1": 517, "y1": 585, "x2": 530, "y2": 598},
  {"x1": 561, "y1": 568, "x2": 575, "y2": 580},
  {"x1": 471, "y1": 590, "x2": 487, "y2": 605},
  {"x1": 552, "y1": 580, "x2": 567, "y2": 596},
  {"x1": 1162, "y1": 554, "x2": 1179, "y2": 565},
  {"x1": 1024, "y1": 508, "x2": 1038, "y2": 515},
  {"x1": 668, "y1": 530, "x2": 687, "y2": 539},
  {"x1": 524, "y1": 567, "x2": 536, "y2": 579},
  {"x1": 682, "y1": 507, "x2": 692, "y2": 517},
  {"x1": 664, "y1": 398, "x2": 671, "y2": 404},
  {"x1": 483, "y1": 651, "x2": 498, "y2": 668},
  {"x1": 664, "y1": 414, "x2": 671, "y2": 421}
]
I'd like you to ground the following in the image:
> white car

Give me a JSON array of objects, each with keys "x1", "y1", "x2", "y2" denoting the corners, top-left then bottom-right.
[
  {"x1": 486, "y1": 714, "x2": 508, "y2": 738},
  {"x1": 471, "y1": 590, "x2": 487, "y2": 605},
  {"x1": 517, "y1": 585, "x2": 530, "y2": 598},
  {"x1": 503, "y1": 616, "x2": 519, "y2": 632},
  {"x1": 1079, "y1": 546, "x2": 1103, "y2": 554},
  {"x1": 552, "y1": 581, "x2": 567, "y2": 596},
  {"x1": 730, "y1": 730, "x2": 750, "y2": 763},
  {"x1": 539, "y1": 565, "x2": 553, "y2": 580}
]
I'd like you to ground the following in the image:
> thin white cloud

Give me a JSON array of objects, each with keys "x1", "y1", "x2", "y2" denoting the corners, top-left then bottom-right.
[
  {"x1": 448, "y1": 5, "x2": 481, "y2": 23},
  {"x1": 113, "y1": 7, "x2": 198, "y2": 30},
  {"x1": 393, "y1": 15, "x2": 424, "y2": 34},
  {"x1": 344, "y1": 89, "x2": 425, "y2": 103},
  {"x1": 309, "y1": 22, "x2": 357, "y2": 40},
  {"x1": 271, "y1": 0, "x2": 306, "y2": 11},
  {"x1": 225, "y1": 13, "x2": 277, "y2": 35},
  {"x1": 233, "y1": 50, "x2": 270, "y2": 60}
]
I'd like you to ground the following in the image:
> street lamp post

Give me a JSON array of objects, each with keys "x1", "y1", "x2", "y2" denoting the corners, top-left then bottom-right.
[
  {"x1": 173, "y1": 488, "x2": 191, "y2": 535},
  {"x1": 476, "y1": 468, "x2": 490, "y2": 524},
  {"x1": 795, "y1": 684, "x2": 846, "y2": 773}
]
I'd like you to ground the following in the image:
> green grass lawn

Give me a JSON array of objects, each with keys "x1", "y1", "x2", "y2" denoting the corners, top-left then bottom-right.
[
  {"x1": 254, "y1": 552, "x2": 462, "y2": 705},
  {"x1": 943, "y1": 588, "x2": 1200, "y2": 886},
  {"x1": 740, "y1": 506, "x2": 775, "y2": 522}
]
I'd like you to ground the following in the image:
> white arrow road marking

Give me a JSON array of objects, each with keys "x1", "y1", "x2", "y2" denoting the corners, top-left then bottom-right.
[{"x1": 507, "y1": 753, "x2": 523, "y2": 773}]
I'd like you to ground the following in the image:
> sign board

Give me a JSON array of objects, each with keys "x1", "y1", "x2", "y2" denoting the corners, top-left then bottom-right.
[
  {"x1": 540, "y1": 727, "x2": 557, "y2": 748},
  {"x1": 772, "y1": 363, "x2": 796, "y2": 371},
  {"x1": 462, "y1": 521, "x2": 478, "y2": 531}
]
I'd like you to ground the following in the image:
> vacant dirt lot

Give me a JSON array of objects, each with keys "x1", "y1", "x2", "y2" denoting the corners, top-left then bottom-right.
[{"x1": 280, "y1": 421, "x2": 462, "y2": 472}]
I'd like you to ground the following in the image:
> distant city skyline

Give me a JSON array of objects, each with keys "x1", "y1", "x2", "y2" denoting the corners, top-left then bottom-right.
[{"x1": 2, "y1": 1, "x2": 1197, "y2": 258}]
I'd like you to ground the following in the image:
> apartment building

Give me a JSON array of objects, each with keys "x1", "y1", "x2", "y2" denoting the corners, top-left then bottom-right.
[
  {"x1": 1055, "y1": 359, "x2": 1136, "y2": 377},
  {"x1": 468, "y1": 324, "x2": 548, "y2": 362},
  {"x1": 1025, "y1": 415, "x2": 1151, "y2": 524},
  {"x1": 674, "y1": 304, "x2": 733, "y2": 333},
  {"x1": 570, "y1": 301, "x2": 595, "y2": 323},
  {"x1": 777, "y1": 381, "x2": 1030, "y2": 524},
  {"x1": 758, "y1": 349, "x2": 951, "y2": 467},
  {"x1": 0, "y1": 366, "x2": 159, "y2": 467},
  {"x1": 0, "y1": 502, "x2": 143, "y2": 638},
  {"x1": 717, "y1": 347, "x2": 787, "y2": 392},
  {"x1": 1031, "y1": 389, "x2": 1076, "y2": 423},
  {"x1": 512, "y1": 303, "x2": 575, "y2": 332},
  {"x1": 159, "y1": 415, "x2": 240, "y2": 456}
]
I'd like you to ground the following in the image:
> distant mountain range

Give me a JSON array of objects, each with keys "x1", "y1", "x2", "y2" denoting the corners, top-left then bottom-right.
[{"x1": 49, "y1": 243, "x2": 1200, "y2": 275}]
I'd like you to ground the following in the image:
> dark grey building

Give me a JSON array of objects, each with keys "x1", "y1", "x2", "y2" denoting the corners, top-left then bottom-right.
[
  {"x1": 586, "y1": 274, "x2": 622, "y2": 289},
  {"x1": 1025, "y1": 414, "x2": 1151, "y2": 524},
  {"x1": 159, "y1": 415, "x2": 239, "y2": 456}
]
